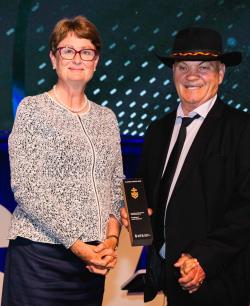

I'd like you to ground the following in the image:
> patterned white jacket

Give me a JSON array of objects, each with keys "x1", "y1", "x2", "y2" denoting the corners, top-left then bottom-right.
[{"x1": 8, "y1": 93, "x2": 124, "y2": 248}]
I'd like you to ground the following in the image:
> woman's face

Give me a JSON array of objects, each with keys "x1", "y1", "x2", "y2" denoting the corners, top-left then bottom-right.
[{"x1": 50, "y1": 32, "x2": 99, "y2": 87}]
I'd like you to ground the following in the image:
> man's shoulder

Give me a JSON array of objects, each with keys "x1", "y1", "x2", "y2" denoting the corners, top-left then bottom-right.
[
  {"x1": 148, "y1": 110, "x2": 176, "y2": 130},
  {"x1": 146, "y1": 110, "x2": 176, "y2": 135},
  {"x1": 222, "y1": 102, "x2": 250, "y2": 124}
]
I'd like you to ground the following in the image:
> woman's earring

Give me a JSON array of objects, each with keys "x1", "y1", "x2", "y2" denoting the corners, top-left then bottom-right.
[{"x1": 53, "y1": 66, "x2": 56, "y2": 70}]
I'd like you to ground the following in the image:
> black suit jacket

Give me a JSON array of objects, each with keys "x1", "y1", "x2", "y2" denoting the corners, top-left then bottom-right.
[{"x1": 139, "y1": 98, "x2": 250, "y2": 303}]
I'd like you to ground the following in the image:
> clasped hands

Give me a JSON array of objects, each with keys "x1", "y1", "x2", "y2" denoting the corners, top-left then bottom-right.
[
  {"x1": 174, "y1": 253, "x2": 206, "y2": 294},
  {"x1": 70, "y1": 237, "x2": 118, "y2": 275}
]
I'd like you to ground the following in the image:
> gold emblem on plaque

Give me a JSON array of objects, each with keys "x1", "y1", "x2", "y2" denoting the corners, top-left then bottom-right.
[{"x1": 131, "y1": 187, "x2": 139, "y2": 199}]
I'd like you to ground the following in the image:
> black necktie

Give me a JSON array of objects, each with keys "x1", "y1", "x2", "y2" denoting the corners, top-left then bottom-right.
[{"x1": 154, "y1": 114, "x2": 200, "y2": 252}]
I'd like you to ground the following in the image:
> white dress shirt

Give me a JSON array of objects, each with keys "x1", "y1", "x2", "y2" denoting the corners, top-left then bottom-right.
[{"x1": 160, "y1": 94, "x2": 217, "y2": 258}]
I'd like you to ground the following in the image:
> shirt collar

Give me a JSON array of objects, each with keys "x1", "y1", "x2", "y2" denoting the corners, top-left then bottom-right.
[{"x1": 176, "y1": 94, "x2": 217, "y2": 119}]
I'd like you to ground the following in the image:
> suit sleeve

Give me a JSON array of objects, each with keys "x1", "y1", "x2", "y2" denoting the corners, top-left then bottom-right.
[{"x1": 186, "y1": 116, "x2": 250, "y2": 279}]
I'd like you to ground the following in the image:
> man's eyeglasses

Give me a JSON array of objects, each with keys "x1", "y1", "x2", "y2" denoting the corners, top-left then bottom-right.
[{"x1": 56, "y1": 47, "x2": 98, "y2": 61}]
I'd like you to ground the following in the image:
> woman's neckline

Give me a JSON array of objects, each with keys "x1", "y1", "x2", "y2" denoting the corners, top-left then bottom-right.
[{"x1": 45, "y1": 91, "x2": 91, "y2": 116}]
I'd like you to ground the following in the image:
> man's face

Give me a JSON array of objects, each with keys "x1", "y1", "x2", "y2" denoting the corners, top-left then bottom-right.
[{"x1": 173, "y1": 61, "x2": 225, "y2": 109}]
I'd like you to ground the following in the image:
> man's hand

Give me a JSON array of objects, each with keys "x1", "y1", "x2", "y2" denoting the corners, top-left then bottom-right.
[
  {"x1": 174, "y1": 253, "x2": 206, "y2": 294},
  {"x1": 120, "y1": 207, "x2": 153, "y2": 229},
  {"x1": 175, "y1": 253, "x2": 199, "y2": 276}
]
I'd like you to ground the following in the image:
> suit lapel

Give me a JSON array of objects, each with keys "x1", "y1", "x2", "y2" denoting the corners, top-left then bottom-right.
[
  {"x1": 171, "y1": 98, "x2": 225, "y2": 198},
  {"x1": 156, "y1": 112, "x2": 176, "y2": 178},
  {"x1": 151, "y1": 111, "x2": 176, "y2": 207}
]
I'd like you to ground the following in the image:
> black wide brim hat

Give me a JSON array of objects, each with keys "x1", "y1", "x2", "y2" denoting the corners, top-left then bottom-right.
[{"x1": 156, "y1": 27, "x2": 242, "y2": 68}]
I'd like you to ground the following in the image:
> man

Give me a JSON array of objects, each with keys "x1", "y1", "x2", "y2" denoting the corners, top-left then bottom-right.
[{"x1": 121, "y1": 27, "x2": 250, "y2": 306}]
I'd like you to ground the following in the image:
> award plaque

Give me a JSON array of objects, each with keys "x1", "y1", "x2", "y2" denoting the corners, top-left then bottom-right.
[{"x1": 122, "y1": 178, "x2": 153, "y2": 246}]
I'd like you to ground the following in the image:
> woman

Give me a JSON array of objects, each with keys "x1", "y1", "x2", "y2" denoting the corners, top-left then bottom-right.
[{"x1": 2, "y1": 16, "x2": 123, "y2": 306}]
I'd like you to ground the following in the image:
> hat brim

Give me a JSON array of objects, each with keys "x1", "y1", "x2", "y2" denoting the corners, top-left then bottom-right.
[{"x1": 156, "y1": 51, "x2": 242, "y2": 68}]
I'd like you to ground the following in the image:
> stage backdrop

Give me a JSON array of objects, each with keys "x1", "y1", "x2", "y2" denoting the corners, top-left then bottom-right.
[{"x1": 1, "y1": 0, "x2": 250, "y2": 132}]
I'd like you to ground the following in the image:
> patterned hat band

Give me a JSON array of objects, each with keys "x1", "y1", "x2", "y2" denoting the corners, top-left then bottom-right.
[
  {"x1": 156, "y1": 27, "x2": 242, "y2": 67},
  {"x1": 171, "y1": 51, "x2": 219, "y2": 57}
]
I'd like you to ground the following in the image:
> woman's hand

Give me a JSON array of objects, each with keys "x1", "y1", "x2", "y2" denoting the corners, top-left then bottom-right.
[
  {"x1": 70, "y1": 240, "x2": 115, "y2": 275},
  {"x1": 90, "y1": 236, "x2": 118, "y2": 268},
  {"x1": 86, "y1": 237, "x2": 118, "y2": 275},
  {"x1": 120, "y1": 207, "x2": 153, "y2": 229},
  {"x1": 70, "y1": 238, "x2": 119, "y2": 275},
  {"x1": 78, "y1": 215, "x2": 121, "y2": 275},
  {"x1": 120, "y1": 207, "x2": 129, "y2": 228}
]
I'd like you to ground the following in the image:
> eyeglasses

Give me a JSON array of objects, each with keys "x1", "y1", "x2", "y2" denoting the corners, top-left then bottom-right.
[{"x1": 56, "y1": 47, "x2": 98, "y2": 61}]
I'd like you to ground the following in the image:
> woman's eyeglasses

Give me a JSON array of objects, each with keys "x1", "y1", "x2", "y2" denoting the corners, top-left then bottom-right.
[{"x1": 56, "y1": 47, "x2": 97, "y2": 61}]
